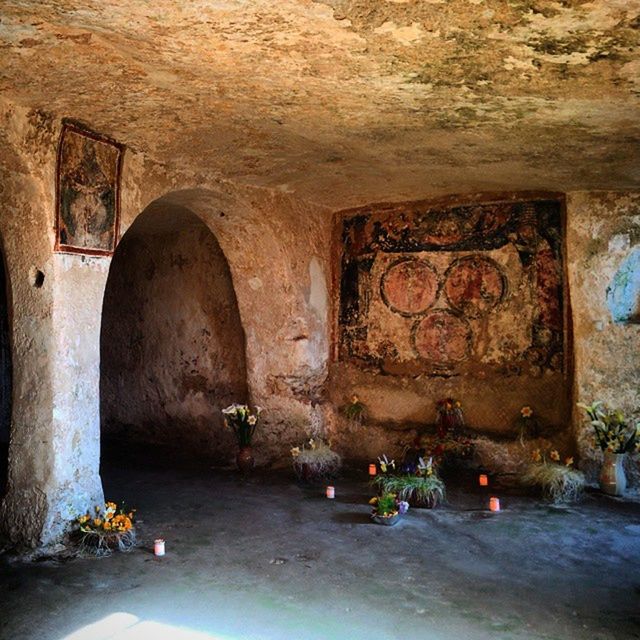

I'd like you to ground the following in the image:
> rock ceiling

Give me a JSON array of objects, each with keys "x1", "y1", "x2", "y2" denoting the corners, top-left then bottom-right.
[{"x1": 0, "y1": 0, "x2": 639, "y2": 208}]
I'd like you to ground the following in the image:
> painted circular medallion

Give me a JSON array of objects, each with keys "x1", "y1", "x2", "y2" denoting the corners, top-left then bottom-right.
[
  {"x1": 381, "y1": 258, "x2": 439, "y2": 316},
  {"x1": 443, "y1": 255, "x2": 505, "y2": 318}
]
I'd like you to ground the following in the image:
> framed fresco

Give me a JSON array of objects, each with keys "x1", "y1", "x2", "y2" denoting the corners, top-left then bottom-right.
[{"x1": 55, "y1": 121, "x2": 124, "y2": 256}]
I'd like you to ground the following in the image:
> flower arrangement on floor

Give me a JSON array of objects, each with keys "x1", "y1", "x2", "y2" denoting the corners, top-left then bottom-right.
[
  {"x1": 369, "y1": 492, "x2": 409, "y2": 526},
  {"x1": 521, "y1": 449, "x2": 585, "y2": 504},
  {"x1": 577, "y1": 401, "x2": 639, "y2": 454},
  {"x1": 291, "y1": 438, "x2": 342, "y2": 483},
  {"x1": 75, "y1": 501, "x2": 136, "y2": 556},
  {"x1": 223, "y1": 403, "x2": 262, "y2": 471},
  {"x1": 222, "y1": 403, "x2": 262, "y2": 447},
  {"x1": 343, "y1": 394, "x2": 367, "y2": 423},
  {"x1": 373, "y1": 453, "x2": 445, "y2": 508}
]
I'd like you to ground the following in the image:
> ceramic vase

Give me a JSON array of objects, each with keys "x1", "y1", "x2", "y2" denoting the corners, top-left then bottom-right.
[
  {"x1": 236, "y1": 446, "x2": 255, "y2": 473},
  {"x1": 600, "y1": 451, "x2": 627, "y2": 496}
]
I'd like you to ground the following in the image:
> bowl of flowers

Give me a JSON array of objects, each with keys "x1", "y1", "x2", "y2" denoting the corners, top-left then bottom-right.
[
  {"x1": 369, "y1": 492, "x2": 409, "y2": 526},
  {"x1": 291, "y1": 438, "x2": 341, "y2": 484},
  {"x1": 75, "y1": 501, "x2": 136, "y2": 556}
]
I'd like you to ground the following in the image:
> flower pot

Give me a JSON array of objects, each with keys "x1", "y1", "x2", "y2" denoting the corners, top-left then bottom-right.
[
  {"x1": 600, "y1": 451, "x2": 627, "y2": 496},
  {"x1": 409, "y1": 494, "x2": 440, "y2": 509},
  {"x1": 371, "y1": 512, "x2": 401, "y2": 526},
  {"x1": 236, "y1": 446, "x2": 255, "y2": 473}
]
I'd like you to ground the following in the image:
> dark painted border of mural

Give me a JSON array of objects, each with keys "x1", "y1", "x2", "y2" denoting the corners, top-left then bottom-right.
[
  {"x1": 55, "y1": 119, "x2": 125, "y2": 257},
  {"x1": 332, "y1": 192, "x2": 569, "y2": 378}
]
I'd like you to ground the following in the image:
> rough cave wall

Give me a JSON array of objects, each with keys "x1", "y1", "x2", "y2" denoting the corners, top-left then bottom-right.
[
  {"x1": 0, "y1": 252, "x2": 11, "y2": 447},
  {"x1": 101, "y1": 216, "x2": 248, "y2": 461},
  {"x1": 329, "y1": 196, "x2": 570, "y2": 460},
  {"x1": 567, "y1": 191, "x2": 640, "y2": 478}
]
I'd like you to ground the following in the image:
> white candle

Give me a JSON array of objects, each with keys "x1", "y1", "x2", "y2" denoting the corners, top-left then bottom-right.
[
  {"x1": 369, "y1": 464, "x2": 377, "y2": 476},
  {"x1": 489, "y1": 497, "x2": 500, "y2": 512},
  {"x1": 154, "y1": 539, "x2": 166, "y2": 556},
  {"x1": 326, "y1": 486, "x2": 335, "y2": 499},
  {"x1": 479, "y1": 474, "x2": 489, "y2": 487}
]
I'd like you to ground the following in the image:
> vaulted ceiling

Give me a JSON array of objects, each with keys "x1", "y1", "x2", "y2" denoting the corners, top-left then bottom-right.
[{"x1": 1, "y1": 0, "x2": 639, "y2": 208}]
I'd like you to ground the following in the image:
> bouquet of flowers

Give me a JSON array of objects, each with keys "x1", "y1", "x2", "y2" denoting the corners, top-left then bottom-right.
[
  {"x1": 578, "y1": 401, "x2": 639, "y2": 454},
  {"x1": 222, "y1": 403, "x2": 262, "y2": 447},
  {"x1": 76, "y1": 501, "x2": 136, "y2": 556}
]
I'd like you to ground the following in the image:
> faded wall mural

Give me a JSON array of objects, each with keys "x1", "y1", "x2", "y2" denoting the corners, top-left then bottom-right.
[
  {"x1": 56, "y1": 122, "x2": 124, "y2": 255},
  {"x1": 338, "y1": 199, "x2": 564, "y2": 379}
]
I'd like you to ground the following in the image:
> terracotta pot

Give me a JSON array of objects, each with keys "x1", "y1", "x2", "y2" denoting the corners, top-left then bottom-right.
[
  {"x1": 236, "y1": 446, "x2": 255, "y2": 473},
  {"x1": 600, "y1": 451, "x2": 627, "y2": 496}
]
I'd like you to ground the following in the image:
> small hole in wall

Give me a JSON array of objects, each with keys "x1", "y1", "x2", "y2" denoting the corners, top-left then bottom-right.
[{"x1": 30, "y1": 267, "x2": 45, "y2": 288}]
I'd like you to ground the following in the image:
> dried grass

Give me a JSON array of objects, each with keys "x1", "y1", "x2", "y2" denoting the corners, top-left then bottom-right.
[{"x1": 521, "y1": 463, "x2": 585, "y2": 504}]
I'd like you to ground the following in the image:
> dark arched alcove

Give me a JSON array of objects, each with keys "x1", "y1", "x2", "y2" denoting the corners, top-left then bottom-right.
[
  {"x1": 0, "y1": 247, "x2": 12, "y2": 497},
  {"x1": 100, "y1": 204, "x2": 248, "y2": 469}
]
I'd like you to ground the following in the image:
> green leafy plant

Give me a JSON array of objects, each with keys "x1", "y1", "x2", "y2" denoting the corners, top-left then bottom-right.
[
  {"x1": 522, "y1": 449, "x2": 585, "y2": 504},
  {"x1": 373, "y1": 472, "x2": 445, "y2": 508},
  {"x1": 578, "y1": 401, "x2": 640, "y2": 454},
  {"x1": 291, "y1": 438, "x2": 341, "y2": 482},
  {"x1": 343, "y1": 395, "x2": 366, "y2": 422},
  {"x1": 369, "y1": 492, "x2": 399, "y2": 517}
]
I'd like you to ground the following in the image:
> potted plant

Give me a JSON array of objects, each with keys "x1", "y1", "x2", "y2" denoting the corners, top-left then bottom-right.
[
  {"x1": 75, "y1": 501, "x2": 136, "y2": 556},
  {"x1": 578, "y1": 401, "x2": 639, "y2": 495},
  {"x1": 373, "y1": 456, "x2": 445, "y2": 508},
  {"x1": 369, "y1": 492, "x2": 408, "y2": 526},
  {"x1": 522, "y1": 449, "x2": 585, "y2": 504},
  {"x1": 291, "y1": 438, "x2": 341, "y2": 484},
  {"x1": 222, "y1": 403, "x2": 262, "y2": 472}
]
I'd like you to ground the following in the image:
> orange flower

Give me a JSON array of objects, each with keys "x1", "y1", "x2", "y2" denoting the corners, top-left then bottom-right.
[{"x1": 521, "y1": 406, "x2": 533, "y2": 418}]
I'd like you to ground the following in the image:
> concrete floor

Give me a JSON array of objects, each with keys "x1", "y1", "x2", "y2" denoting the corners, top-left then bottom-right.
[{"x1": 1, "y1": 459, "x2": 640, "y2": 640}]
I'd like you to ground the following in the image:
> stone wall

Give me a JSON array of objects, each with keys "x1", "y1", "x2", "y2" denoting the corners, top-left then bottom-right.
[
  {"x1": 566, "y1": 192, "x2": 640, "y2": 477},
  {"x1": 101, "y1": 207, "x2": 248, "y2": 462},
  {"x1": 329, "y1": 195, "x2": 571, "y2": 460}
]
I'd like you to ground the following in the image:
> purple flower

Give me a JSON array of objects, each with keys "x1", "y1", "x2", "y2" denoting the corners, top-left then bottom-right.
[{"x1": 397, "y1": 501, "x2": 409, "y2": 515}]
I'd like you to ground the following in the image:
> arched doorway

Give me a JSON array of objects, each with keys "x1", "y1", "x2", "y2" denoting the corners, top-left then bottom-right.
[
  {"x1": 100, "y1": 203, "x2": 248, "y2": 472},
  {"x1": 0, "y1": 247, "x2": 11, "y2": 497}
]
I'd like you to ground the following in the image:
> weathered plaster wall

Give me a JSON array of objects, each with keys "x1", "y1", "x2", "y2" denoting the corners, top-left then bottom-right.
[
  {"x1": 0, "y1": 101, "x2": 104, "y2": 546},
  {"x1": 0, "y1": 102, "x2": 334, "y2": 546},
  {"x1": 0, "y1": 251, "x2": 11, "y2": 446},
  {"x1": 566, "y1": 191, "x2": 640, "y2": 475},
  {"x1": 328, "y1": 195, "x2": 571, "y2": 460},
  {"x1": 101, "y1": 208, "x2": 248, "y2": 461}
]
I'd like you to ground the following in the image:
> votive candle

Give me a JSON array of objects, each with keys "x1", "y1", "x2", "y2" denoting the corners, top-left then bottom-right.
[
  {"x1": 489, "y1": 497, "x2": 501, "y2": 512},
  {"x1": 479, "y1": 474, "x2": 489, "y2": 487},
  {"x1": 369, "y1": 464, "x2": 377, "y2": 476},
  {"x1": 326, "y1": 486, "x2": 335, "y2": 499},
  {"x1": 154, "y1": 539, "x2": 166, "y2": 556}
]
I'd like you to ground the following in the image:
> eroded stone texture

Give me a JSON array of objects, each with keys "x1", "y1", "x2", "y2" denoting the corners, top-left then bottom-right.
[
  {"x1": 101, "y1": 207, "x2": 248, "y2": 461},
  {"x1": 567, "y1": 191, "x2": 640, "y2": 480},
  {"x1": 0, "y1": 1, "x2": 638, "y2": 207}
]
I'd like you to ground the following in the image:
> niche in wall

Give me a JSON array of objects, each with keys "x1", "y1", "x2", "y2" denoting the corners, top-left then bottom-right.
[
  {"x1": 100, "y1": 205, "x2": 248, "y2": 462},
  {"x1": 335, "y1": 197, "x2": 569, "y2": 431},
  {"x1": 607, "y1": 247, "x2": 640, "y2": 324}
]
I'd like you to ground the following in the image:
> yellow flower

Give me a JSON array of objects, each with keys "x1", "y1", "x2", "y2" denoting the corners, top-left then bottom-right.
[
  {"x1": 532, "y1": 449, "x2": 542, "y2": 463},
  {"x1": 95, "y1": 506, "x2": 100, "y2": 513},
  {"x1": 351, "y1": 395, "x2": 359, "y2": 404},
  {"x1": 380, "y1": 463, "x2": 387, "y2": 473},
  {"x1": 565, "y1": 457, "x2": 574, "y2": 467},
  {"x1": 290, "y1": 446, "x2": 300, "y2": 457},
  {"x1": 521, "y1": 406, "x2": 533, "y2": 418},
  {"x1": 368, "y1": 497, "x2": 378, "y2": 505},
  {"x1": 93, "y1": 518, "x2": 102, "y2": 527},
  {"x1": 549, "y1": 450, "x2": 560, "y2": 462}
]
